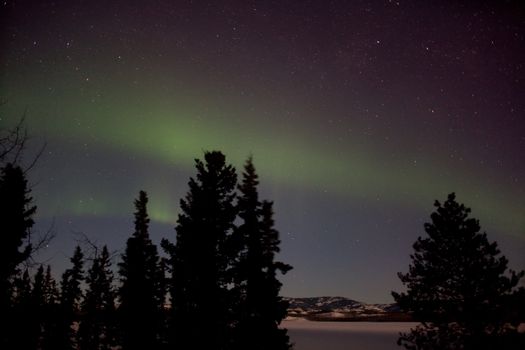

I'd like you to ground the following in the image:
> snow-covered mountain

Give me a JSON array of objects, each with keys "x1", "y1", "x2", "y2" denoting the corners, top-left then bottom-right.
[{"x1": 285, "y1": 296, "x2": 408, "y2": 321}]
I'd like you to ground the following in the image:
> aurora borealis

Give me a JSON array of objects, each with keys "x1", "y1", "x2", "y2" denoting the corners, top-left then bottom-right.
[{"x1": 1, "y1": 0, "x2": 524, "y2": 302}]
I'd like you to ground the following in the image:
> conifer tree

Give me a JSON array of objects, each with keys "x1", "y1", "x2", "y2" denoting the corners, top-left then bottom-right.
[
  {"x1": 13, "y1": 268, "x2": 32, "y2": 306},
  {"x1": 0, "y1": 163, "x2": 35, "y2": 346},
  {"x1": 32, "y1": 265, "x2": 46, "y2": 306},
  {"x1": 11, "y1": 265, "x2": 59, "y2": 350},
  {"x1": 79, "y1": 245, "x2": 116, "y2": 350},
  {"x1": 118, "y1": 191, "x2": 164, "y2": 350},
  {"x1": 27, "y1": 265, "x2": 47, "y2": 349},
  {"x1": 59, "y1": 245, "x2": 85, "y2": 350},
  {"x1": 162, "y1": 151, "x2": 237, "y2": 350},
  {"x1": 43, "y1": 265, "x2": 59, "y2": 306},
  {"x1": 41, "y1": 265, "x2": 60, "y2": 350},
  {"x1": 393, "y1": 193, "x2": 524, "y2": 349},
  {"x1": 61, "y1": 246, "x2": 85, "y2": 312},
  {"x1": 231, "y1": 158, "x2": 292, "y2": 350},
  {"x1": 11, "y1": 269, "x2": 33, "y2": 349}
]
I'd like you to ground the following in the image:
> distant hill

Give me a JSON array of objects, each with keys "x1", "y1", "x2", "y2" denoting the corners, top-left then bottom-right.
[{"x1": 285, "y1": 296, "x2": 411, "y2": 322}]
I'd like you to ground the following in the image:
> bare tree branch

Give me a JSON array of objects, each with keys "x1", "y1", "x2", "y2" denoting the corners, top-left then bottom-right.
[
  {"x1": 73, "y1": 231, "x2": 120, "y2": 263},
  {"x1": 23, "y1": 219, "x2": 57, "y2": 269},
  {"x1": 0, "y1": 113, "x2": 27, "y2": 164},
  {"x1": 1, "y1": 108, "x2": 46, "y2": 171},
  {"x1": 73, "y1": 231, "x2": 100, "y2": 261}
]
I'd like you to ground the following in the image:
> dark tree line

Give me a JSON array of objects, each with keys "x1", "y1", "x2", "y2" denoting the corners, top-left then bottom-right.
[
  {"x1": 2, "y1": 118, "x2": 523, "y2": 349},
  {"x1": 1, "y1": 149, "x2": 292, "y2": 350}
]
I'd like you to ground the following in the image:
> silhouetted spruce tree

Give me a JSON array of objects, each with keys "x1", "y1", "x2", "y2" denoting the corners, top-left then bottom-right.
[
  {"x1": 59, "y1": 245, "x2": 85, "y2": 350},
  {"x1": 392, "y1": 193, "x2": 525, "y2": 350},
  {"x1": 41, "y1": 265, "x2": 61, "y2": 350},
  {"x1": 25, "y1": 265, "x2": 49, "y2": 349},
  {"x1": 24, "y1": 264, "x2": 60, "y2": 349},
  {"x1": 79, "y1": 245, "x2": 116, "y2": 350},
  {"x1": 118, "y1": 191, "x2": 164, "y2": 350},
  {"x1": 156, "y1": 257, "x2": 168, "y2": 345},
  {"x1": 231, "y1": 158, "x2": 292, "y2": 350},
  {"x1": 0, "y1": 163, "x2": 35, "y2": 346},
  {"x1": 11, "y1": 269, "x2": 33, "y2": 349},
  {"x1": 43, "y1": 265, "x2": 59, "y2": 305},
  {"x1": 13, "y1": 268, "x2": 32, "y2": 306},
  {"x1": 162, "y1": 151, "x2": 237, "y2": 350}
]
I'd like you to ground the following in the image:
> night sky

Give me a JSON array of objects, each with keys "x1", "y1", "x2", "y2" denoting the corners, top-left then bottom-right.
[{"x1": 1, "y1": 0, "x2": 524, "y2": 303}]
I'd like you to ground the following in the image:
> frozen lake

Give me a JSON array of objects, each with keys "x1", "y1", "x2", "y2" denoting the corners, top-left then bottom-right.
[{"x1": 283, "y1": 319, "x2": 418, "y2": 350}]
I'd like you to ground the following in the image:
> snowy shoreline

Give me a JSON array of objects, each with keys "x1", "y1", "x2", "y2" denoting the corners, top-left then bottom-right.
[{"x1": 283, "y1": 320, "x2": 417, "y2": 350}]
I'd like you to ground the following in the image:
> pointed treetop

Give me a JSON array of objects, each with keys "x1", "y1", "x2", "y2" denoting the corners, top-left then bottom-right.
[
  {"x1": 240, "y1": 156, "x2": 259, "y2": 188},
  {"x1": 73, "y1": 245, "x2": 83, "y2": 260},
  {"x1": 133, "y1": 190, "x2": 150, "y2": 238},
  {"x1": 193, "y1": 151, "x2": 237, "y2": 188}
]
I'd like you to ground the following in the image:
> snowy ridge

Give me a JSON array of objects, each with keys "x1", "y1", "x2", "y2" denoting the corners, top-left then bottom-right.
[{"x1": 284, "y1": 296, "x2": 408, "y2": 321}]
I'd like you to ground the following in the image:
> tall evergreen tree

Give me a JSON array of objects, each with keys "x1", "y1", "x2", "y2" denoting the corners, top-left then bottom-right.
[
  {"x1": 32, "y1": 265, "x2": 46, "y2": 304},
  {"x1": 0, "y1": 163, "x2": 35, "y2": 346},
  {"x1": 23, "y1": 264, "x2": 60, "y2": 349},
  {"x1": 11, "y1": 269, "x2": 33, "y2": 349},
  {"x1": 79, "y1": 245, "x2": 116, "y2": 350},
  {"x1": 231, "y1": 157, "x2": 292, "y2": 350},
  {"x1": 13, "y1": 268, "x2": 32, "y2": 306},
  {"x1": 12, "y1": 264, "x2": 60, "y2": 350},
  {"x1": 59, "y1": 246, "x2": 85, "y2": 350},
  {"x1": 9, "y1": 268, "x2": 33, "y2": 349},
  {"x1": 41, "y1": 265, "x2": 61, "y2": 350},
  {"x1": 162, "y1": 151, "x2": 237, "y2": 350},
  {"x1": 393, "y1": 193, "x2": 524, "y2": 349},
  {"x1": 43, "y1": 265, "x2": 59, "y2": 306},
  {"x1": 118, "y1": 191, "x2": 164, "y2": 350},
  {"x1": 61, "y1": 246, "x2": 85, "y2": 312},
  {"x1": 31, "y1": 265, "x2": 47, "y2": 348}
]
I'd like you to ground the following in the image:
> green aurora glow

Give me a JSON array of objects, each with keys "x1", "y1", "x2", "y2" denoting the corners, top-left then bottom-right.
[
  {"x1": 2, "y1": 0, "x2": 524, "y2": 303},
  {"x1": 4, "y1": 89, "x2": 523, "y2": 236}
]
